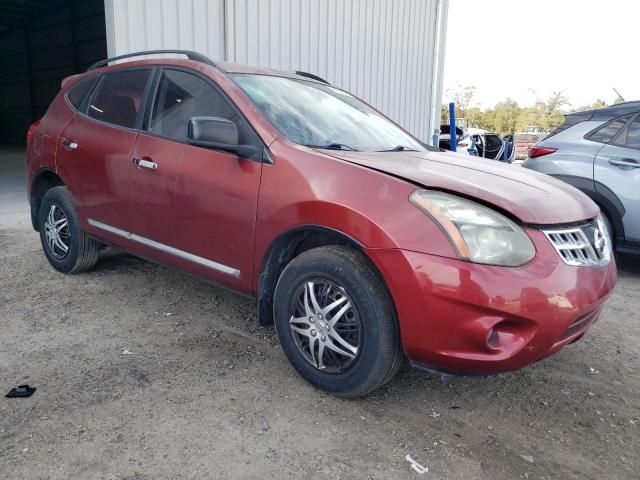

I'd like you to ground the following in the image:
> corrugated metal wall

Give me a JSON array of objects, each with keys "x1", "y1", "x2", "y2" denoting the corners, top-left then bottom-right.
[
  {"x1": 104, "y1": 0, "x2": 447, "y2": 141},
  {"x1": 104, "y1": 0, "x2": 226, "y2": 60}
]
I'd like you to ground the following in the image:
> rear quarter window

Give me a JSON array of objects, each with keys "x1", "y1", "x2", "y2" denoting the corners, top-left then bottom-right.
[
  {"x1": 585, "y1": 114, "x2": 633, "y2": 144},
  {"x1": 611, "y1": 115, "x2": 640, "y2": 150},
  {"x1": 67, "y1": 77, "x2": 98, "y2": 110}
]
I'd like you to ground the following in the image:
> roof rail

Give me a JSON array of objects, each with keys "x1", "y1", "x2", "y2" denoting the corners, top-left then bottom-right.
[
  {"x1": 295, "y1": 70, "x2": 330, "y2": 85},
  {"x1": 88, "y1": 50, "x2": 215, "y2": 71}
]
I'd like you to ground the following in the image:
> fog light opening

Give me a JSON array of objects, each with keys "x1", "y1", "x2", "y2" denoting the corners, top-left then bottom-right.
[{"x1": 486, "y1": 328, "x2": 501, "y2": 351}]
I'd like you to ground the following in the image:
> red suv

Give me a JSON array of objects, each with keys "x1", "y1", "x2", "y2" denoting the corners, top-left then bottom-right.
[{"x1": 26, "y1": 50, "x2": 617, "y2": 397}]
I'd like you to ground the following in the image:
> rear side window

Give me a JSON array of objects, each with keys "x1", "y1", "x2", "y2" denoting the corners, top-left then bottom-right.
[
  {"x1": 585, "y1": 114, "x2": 633, "y2": 144},
  {"x1": 67, "y1": 77, "x2": 97, "y2": 110},
  {"x1": 149, "y1": 69, "x2": 251, "y2": 143},
  {"x1": 613, "y1": 115, "x2": 640, "y2": 149},
  {"x1": 87, "y1": 69, "x2": 151, "y2": 129}
]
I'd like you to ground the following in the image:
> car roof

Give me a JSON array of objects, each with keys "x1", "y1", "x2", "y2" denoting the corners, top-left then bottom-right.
[
  {"x1": 85, "y1": 51, "x2": 329, "y2": 85},
  {"x1": 567, "y1": 101, "x2": 640, "y2": 121},
  {"x1": 215, "y1": 61, "x2": 289, "y2": 75},
  {"x1": 215, "y1": 61, "x2": 329, "y2": 83}
]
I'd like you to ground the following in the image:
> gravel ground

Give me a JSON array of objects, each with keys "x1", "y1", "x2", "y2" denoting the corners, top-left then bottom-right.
[{"x1": 1, "y1": 150, "x2": 639, "y2": 479}]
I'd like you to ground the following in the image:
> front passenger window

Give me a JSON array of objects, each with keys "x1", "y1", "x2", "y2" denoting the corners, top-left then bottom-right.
[{"x1": 150, "y1": 69, "x2": 249, "y2": 143}]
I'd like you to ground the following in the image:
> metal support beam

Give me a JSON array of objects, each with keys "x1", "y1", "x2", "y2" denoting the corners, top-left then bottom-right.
[
  {"x1": 69, "y1": 0, "x2": 79, "y2": 71},
  {"x1": 23, "y1": 25, "x2": 36, "y2": 121}
]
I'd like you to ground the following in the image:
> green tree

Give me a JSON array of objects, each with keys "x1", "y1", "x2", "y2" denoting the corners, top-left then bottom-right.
[
  {"x1": 545, "y1": 91, "x2": 569, "y2": 114},
  {"x1": 446, "y1": 84, "x2": 477, "y2": 119},
  {"x1": 440, "y1": 87, "x2": 616, "y2": 137},
  {"x1": 492, "y1": 98, "x2": 520, "y2": 136},
  {"x1": 592, "y1": 98, "x2": 607, "y2": 109},
  {"x1": 574, "y1": 98, "x2": 608, "y2": 112}
]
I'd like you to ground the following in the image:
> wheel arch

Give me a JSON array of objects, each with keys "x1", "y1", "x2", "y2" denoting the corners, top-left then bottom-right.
[
  {"x1": 30, "y1": 168, "x2": 66, "y2": 231},
  {"x1": 549, "y1": 174, "x2": 626, "y2": 247},
  {"x1": 256, "y1": 225, "x2": 368, "y2": 326}
]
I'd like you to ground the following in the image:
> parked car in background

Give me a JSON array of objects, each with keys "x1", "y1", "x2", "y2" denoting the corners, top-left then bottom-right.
[
  {"x1": 472, "y1": 132, "x2": 507, "y2": 160},
  {"x1": 524, "y1": 102, "x2": 640, "y2": 255},
  {"x1": 513, "y1": 131, "x2": 548, "y2": 161},
  {"x1": 502, "y1": 134, "x2": 516, "y2": 162},
  {"x1": 26, "y1": 50, "x2": 616, "y2": 397},
  {"x1": 438, "y1": 124, "x2": 465, "y2": 151},
  {"x1": 439, "y1": 126, "x2": 511, "y2": 160}
]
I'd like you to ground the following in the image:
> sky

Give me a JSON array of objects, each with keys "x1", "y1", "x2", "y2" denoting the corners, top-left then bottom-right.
[{"x1": 443, "y1": 0, "x2": 640, "y2": 110}]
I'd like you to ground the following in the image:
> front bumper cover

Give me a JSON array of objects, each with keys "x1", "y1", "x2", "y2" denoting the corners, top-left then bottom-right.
[{"x1": 366, "y1": 229, "x2": 617, "y2": 374}]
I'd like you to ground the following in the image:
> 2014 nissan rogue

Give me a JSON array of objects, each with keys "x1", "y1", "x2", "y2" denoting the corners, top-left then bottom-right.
[{"x1": 25, "y1": 50, "x2": 617, "y2": 397}]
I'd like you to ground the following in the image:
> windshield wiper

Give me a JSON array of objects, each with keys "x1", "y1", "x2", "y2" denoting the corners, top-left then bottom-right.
[
  {"x1": 304, "y1": 143, "x2": 358, "y2": 151},
  {"x1": 378, "y1": 145, "x2": 420, "y2": 152}
]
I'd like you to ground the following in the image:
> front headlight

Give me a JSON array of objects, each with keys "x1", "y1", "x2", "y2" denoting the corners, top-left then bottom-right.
[{"x1": 410, "y1": 190, "x2": 535, "y2": 266}]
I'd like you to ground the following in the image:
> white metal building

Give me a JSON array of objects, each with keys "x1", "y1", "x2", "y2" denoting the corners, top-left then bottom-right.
[{"x1": 0, "y1": 0, "x2": 448, "y2": 145}]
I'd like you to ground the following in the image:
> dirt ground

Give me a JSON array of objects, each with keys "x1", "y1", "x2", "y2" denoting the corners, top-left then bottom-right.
[{"x1": 1, "y1": 149, "x2": 639, "y2": 479}]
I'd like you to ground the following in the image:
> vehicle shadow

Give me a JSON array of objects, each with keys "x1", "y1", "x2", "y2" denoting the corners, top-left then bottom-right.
[
  {"x1": 616, "y1": 252, "x2": 640, "y2": 276},
  {"x1": 90, "y1": 246, "x2": 611, "y2": 402}
]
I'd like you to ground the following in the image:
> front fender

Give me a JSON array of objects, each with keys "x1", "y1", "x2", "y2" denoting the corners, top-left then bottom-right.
[
  {"x1": 261, "y1": 200, "x2": 397, "y2": 248},
  {"x1": 252, "y1": 142, "x2": 458, "y2": 295}
]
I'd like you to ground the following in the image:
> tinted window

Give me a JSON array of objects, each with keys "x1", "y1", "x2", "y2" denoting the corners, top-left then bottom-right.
[
  {"x1": 150, "y1": 69, "x2": 249, "y2": 143},
  {"x1": 485, "y1": 134, "x2": 503, "y2": 150},
  {"x1": 615, "y1": 115, "x2": 640, "y2": 149},
  {"x1": 67, "y1": 77, "x2": 97, "y2": 110},
  {"x1": 87, "y1": 69, "x2": 151, "y2": 128},
  {"x1": 586, "y1": 114, "x2": 633, "y2": 144}
]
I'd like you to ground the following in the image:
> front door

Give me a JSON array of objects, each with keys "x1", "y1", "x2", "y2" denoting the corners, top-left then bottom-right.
[
  {"x1": 595, "y1": 114, "x2": 640, "y2": 244},
  {"x1": 128, "y1": 68, "x2": 263, "y2": 291},
  {"x1": 57, "y1": 68, "x2": 153, "y2": 239}
]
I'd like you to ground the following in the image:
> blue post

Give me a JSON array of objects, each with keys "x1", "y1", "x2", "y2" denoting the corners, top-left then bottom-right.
[
  {"x1": 502, "y1": 140, "x2": 509, "y2": 162},
  {"x1": 448, "y1": 102, "x2": 456, "y2": 152}
]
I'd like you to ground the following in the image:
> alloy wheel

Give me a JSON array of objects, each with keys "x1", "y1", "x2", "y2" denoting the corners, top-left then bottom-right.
[
  {"x1": 44, "y1": 204, "x2": 70, "y2": 259},
  {"x1": 289, "y1": 279, "x2": 362, "y2": 373}
]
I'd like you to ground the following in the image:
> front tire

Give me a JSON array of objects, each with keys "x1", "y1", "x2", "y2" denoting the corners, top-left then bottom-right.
[
  {"x1": 274, "y1": 246, "x2": 402, "y2": 398},
  {"x1": 38, "y1": 186, "x2": 100, "y2": 273}
]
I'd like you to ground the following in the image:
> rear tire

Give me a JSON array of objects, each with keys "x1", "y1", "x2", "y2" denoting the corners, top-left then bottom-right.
[
  {"x1": 274, "y1": 246, "x2": 402, "y2": 398},
  {"x1": 38, "y1": 186, "x2": 100, "y2": 273}
]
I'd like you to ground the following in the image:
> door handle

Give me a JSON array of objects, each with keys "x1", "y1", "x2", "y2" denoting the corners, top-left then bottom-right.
[
  {"x1": 132, "y1": 157, "x2": 158, "y2": 170},
  {"x1": 609, "y1": 158, "x2": 640, "y2": 168},
  {"x1": 60, "y1": 138, "x2": 78, "y2": 150}
]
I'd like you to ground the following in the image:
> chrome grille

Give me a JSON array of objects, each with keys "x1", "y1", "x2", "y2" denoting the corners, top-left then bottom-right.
[{"x1": 543, "y1": 218, "x2": 611, "y2": 267}]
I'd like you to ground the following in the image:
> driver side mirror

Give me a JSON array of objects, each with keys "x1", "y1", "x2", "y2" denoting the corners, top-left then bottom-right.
[
  {"x1": 187, "y1": 116, "x2": 260, "y2": 159},
  {"x1": 188, "y1": 116, "x2": 238, "y2": 145}
]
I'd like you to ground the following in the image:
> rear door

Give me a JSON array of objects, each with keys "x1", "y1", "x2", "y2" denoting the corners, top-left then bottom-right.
[
  {"x1": 128, "y1": 67, "x2": 263, "y2": 291},
  {"x1": 57, "y1": 68, "x2": 153, "y2": 238},
  {"x1": 594, "y1": 114, "x2": 640, "y2": 243}
]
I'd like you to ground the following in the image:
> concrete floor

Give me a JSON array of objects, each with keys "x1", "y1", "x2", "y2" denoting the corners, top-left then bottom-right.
[
  {"x1": 2, "y1": 147, "x2": 639, "y2": 480},
  {"x1": 0, "y1": 147, "x2": 31, "y2": 232}
]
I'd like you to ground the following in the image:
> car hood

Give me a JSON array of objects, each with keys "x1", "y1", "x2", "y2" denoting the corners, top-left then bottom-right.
[{"x1": 321, "y1": 149, "x2": 598, "y2": 224}]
